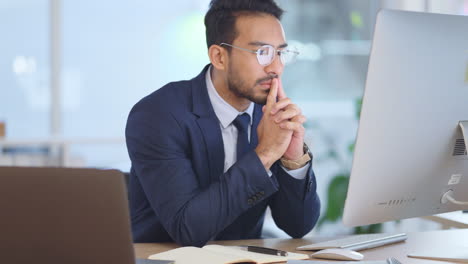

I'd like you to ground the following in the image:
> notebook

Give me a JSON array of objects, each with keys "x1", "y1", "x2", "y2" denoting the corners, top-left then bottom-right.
[{"x1": 149, "y1": 245, "x2": 309, "y2": 264}]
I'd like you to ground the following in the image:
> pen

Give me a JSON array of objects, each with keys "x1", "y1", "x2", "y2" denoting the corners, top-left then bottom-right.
[{"x1": 246, "y1": 246, "x2": 289, "y2": 256}]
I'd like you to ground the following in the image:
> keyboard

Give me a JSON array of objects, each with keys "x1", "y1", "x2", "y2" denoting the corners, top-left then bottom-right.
[{"x1": 297, "y1": 233, "x2": 407, "y2": 251}]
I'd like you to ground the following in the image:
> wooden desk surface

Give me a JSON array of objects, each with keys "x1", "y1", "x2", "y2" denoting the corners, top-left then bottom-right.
[{"x1": 134, "y1": 228, "x2": 468, "y2": 263}]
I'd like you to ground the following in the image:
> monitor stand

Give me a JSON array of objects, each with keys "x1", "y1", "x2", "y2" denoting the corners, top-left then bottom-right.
[
  {"x1": 408, "y1": 121, "x2": 468, "y2": 262},
  {"x1": 408, "y1": 248, "x2": 468, "y2": 263}
]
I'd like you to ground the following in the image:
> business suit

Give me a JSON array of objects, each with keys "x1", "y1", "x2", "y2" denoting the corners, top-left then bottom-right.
[{"x1": 126, "y1": 65, "x2": 320, "y2": 246}]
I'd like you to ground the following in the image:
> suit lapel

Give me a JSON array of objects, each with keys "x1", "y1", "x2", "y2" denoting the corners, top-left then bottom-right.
[
  {"x1": 190, "y1": 65, "x2": 265, "y2": 181},
  {"x1": 191, "y1": 65, "x2": 225, "y2": 182}
]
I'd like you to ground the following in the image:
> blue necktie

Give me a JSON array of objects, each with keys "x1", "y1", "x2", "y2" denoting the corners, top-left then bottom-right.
[{"x1": 233, "y1": 113, "x2": 251, "y2": 160}]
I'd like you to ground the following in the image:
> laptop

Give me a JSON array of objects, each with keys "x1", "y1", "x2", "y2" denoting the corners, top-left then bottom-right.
[{"x1": 0, "y1": 166, "x2": 172, "y2": 264}]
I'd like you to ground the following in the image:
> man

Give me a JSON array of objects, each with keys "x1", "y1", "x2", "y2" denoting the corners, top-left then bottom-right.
[{"x1": 126, "y1": 0, "x2": 320, "y2": 247}]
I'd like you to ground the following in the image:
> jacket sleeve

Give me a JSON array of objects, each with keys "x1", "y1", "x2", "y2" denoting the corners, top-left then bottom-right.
[
  {"x1": 268, "y1": 162, "x2": 321, "y2": 238},
  {"x1": 126, "y1": 105, "x2": 279, "y2": 247}
]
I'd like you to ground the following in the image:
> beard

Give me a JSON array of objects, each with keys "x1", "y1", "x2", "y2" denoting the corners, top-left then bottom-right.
[{"x1": 227, "y1": 64, "x2": 276, "y2": 105}]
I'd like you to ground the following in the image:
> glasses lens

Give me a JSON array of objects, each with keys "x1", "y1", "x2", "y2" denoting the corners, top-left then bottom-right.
[
  {"x1": 257, "y1": 45, "x2": 275, "y2": 66},
  {"x1": 280, "y1": 48, "x2": 299, "y2": 65}
]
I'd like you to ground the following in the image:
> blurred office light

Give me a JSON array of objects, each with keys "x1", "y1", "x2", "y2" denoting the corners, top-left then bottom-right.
[
  {"x1": 12, "y1": 56, "x2": 37, "y2": 75},
  {"x1": 382, "y1": 0, "x2": 466, "y2": 14},
  {"x1": 289, "y1": 40, "x2": 322, "y2": 62},
  {"x1": 382, "y1": 0, "x2": 427, "y2": 12},
  {"x1": 12, "y1": 55, "x2": 49, "y2": 110},
  {"x1": 13, "y1": 56, "x2": 50, "y2": 110},
  {"x1": 427, "y1": 0, "x2": 465, "y2": 14},
  {"x1": 321, "y1": 40, "x2": 370, "y2": 56},
  {"x1": 349, "y1": 11, "x2": 364, "y2": 29}
]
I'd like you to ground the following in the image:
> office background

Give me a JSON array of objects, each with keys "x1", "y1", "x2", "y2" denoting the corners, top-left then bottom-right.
[{"x1": 1, "y1": 0, "x2": 468, "y2": 236}]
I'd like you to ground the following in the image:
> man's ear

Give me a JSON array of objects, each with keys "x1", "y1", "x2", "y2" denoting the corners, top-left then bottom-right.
[{"x1": 208, "y1": 45, "x2": 228, "y2": 71}]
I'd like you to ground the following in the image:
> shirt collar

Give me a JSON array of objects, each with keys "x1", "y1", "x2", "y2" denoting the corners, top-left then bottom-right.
[{"x1": 205, "y1": 65, "x2": 254, "y2": 129}]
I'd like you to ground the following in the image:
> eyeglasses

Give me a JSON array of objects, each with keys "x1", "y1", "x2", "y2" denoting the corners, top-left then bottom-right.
[{"x1": 220, "y1": 43, "x2": 299, "y2": 66}]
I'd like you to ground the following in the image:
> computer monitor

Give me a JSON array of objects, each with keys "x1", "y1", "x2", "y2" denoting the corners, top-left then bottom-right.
[
  {"x1": 342, "y1": 9, "x2": 468, "y2": 262},
  {"x1": 343, "y1": 9, "x2": 468, "y2": 228}
]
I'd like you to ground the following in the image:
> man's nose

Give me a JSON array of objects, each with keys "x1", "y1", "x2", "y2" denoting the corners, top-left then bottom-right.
[{"x1": 264, "y1": 52, "x2": 284, "y2": 76}]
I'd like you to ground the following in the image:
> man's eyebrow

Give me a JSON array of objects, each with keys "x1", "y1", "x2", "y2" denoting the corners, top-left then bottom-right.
[{"x1": 248, "y1": 41, "x2": 288, "y2": 49}]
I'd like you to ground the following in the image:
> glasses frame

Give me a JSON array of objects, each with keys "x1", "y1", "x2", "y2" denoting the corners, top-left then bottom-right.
[{"x1": 219, "y1": 42, "x2": 299, "y2": 66}]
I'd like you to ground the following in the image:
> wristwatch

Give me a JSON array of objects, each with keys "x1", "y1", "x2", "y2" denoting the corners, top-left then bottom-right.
[{"x1": 280, "y1": 143, "x2": 313, "y2": 170}]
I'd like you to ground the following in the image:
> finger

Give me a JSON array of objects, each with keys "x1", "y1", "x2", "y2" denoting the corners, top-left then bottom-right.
[
  {"x1": 274, "y1": 108, "x2": 298, "y2": 123},
  {"x1": 279, "y1": 121, "x2": 305, "y2": 134},
  {"x1": 291, "y1": 114, "x2": 307, "y2": 124},
  {"x1": 274, "y1": 108, "x2": 303, "y2": 123},
  {"x1": 277, "y1": 76, "x2": 287, "y2": 100},
  {"x1": 266, "y1": 78, "x2": 278, "y2": 108},
  {"x1": 270, "y1": 98, "x2": 291, "y2": 115},
  {"x1": 262, "y1": 105, "x2": 266, "y2": 113},
  {"x1": 272, "y1": 101, "x2": 301, "y2": 117}
]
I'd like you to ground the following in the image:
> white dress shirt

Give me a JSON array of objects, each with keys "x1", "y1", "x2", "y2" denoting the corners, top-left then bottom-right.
[{"x1": 205, "y1": 66, "x2": 309, "y2": 179}]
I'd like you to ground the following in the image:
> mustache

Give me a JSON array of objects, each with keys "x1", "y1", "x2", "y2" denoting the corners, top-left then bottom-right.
[{"x1": 255, "y1": 74, "x2": 278, "y2": 85}]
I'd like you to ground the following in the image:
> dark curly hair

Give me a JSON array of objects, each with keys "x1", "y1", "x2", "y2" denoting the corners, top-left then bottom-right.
[{"x1": 204, "y1": 0, "x2": 284, "y2": 49}]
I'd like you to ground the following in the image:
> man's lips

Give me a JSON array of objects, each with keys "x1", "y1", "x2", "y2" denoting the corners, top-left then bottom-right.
[
  {"x1": 260, "y1": 80, "x2": 272, "y2": 87},
  {"x1": 256, "y1": 74, "x2": 278, "y2": 89}
]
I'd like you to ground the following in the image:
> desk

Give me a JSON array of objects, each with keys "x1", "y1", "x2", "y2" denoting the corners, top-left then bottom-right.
[
  {"x1": 134, "y1": 229, "x2": 468, "y2": 263},
  {"x1": 423, "y1": 211, "x2": 468, "y2": 229},
  {"x1": 0, "y1": 137, "x2": 124, "y2": 166}
]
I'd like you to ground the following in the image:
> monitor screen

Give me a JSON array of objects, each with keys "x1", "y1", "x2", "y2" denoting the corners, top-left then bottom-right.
[{"x1": 343, "y1": 9, "x2": 468, "y2": 227}]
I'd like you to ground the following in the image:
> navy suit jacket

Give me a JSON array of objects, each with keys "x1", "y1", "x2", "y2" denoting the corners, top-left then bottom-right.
[{"x1": 125, "y1": 65, "x2": 320, "y2": 246}]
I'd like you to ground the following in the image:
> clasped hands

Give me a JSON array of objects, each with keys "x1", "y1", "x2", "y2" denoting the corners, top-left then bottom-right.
[{"x1": 255, "y1": 77, "x2": 307, "y2": 170}]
